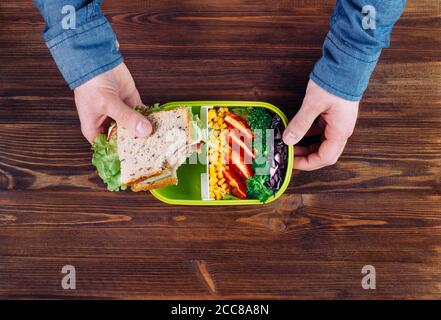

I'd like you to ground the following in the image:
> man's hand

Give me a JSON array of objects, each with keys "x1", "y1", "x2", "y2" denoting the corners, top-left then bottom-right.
[
  {"x1": 283, "y1": 80, "x2": 359, "y2": 171},
  {"x1": 74, "y1": 63, "x2": 152, "y2": 144}
]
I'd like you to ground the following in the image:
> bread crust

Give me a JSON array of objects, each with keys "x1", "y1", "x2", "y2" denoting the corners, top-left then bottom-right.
[
  {"x1": 185, "y1": 107, "x2": 191, "y2": 142},
  {"x1": 130, "y1": 176, "x2": 178, "y2": 192},
  {"x1": 124, "y1": 168, "x2": 163, "y2": 186}
]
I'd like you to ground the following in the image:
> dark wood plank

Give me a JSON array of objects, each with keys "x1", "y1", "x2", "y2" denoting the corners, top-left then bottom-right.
[
  {"x1": 0, "y1": 0, "x2": 440, "y2": 299},
  {"x1": 1, "y1": 192, "x2": 441, "y2": 299}
]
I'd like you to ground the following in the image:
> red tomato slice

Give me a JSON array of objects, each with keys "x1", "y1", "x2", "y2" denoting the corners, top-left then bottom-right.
[
  {"x1": 228, "y1": 129, "x2": 255, "y2": 161},
  {"x1": 229, "y1": 150, "x2": 254, "y2": 180},
  {"x1": 224, "y1": 168, "x2": 247, "y2": 199},
  {"x1": 231, "y1": 163, "x2": 254, "y2": 181},
  {"x1": 224, "y1": 112, "x2": 254, "y2": 140}
]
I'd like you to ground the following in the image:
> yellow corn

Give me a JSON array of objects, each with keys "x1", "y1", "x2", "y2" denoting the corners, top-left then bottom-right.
[
  {"x1": 208, "y1": 107, "x2": 233, "y2": 200},
  {"x1": 208, "y1": 109, "x2": 216, "y2": 120}
]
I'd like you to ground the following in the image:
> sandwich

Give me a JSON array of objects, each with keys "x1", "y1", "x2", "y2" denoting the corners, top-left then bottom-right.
[{"x1": 92, "y1": 105, "x2": 203, "y2": 192}]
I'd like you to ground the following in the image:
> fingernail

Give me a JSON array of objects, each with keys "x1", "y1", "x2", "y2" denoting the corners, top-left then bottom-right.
[
  {"x1": 136, "y1": 121, "x2": 151, "y2": 136},
  {"x1": 283, "y1": 131, "x2": 297, "y2": 145}
]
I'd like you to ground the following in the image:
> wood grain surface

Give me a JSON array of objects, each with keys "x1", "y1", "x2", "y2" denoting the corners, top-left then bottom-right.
[{"x1": 0, "y1": 0, "x2": 440, "y2": 299}]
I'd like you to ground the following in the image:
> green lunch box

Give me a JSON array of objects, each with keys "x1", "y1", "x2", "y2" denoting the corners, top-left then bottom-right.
[{"x1": 150, "y1": 101, "x2": 294, "y2": 205}]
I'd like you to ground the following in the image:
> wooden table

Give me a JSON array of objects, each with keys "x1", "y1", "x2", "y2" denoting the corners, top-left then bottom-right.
[{"x1": 0, "y1": 0, "x2": 440, "y2": 299}]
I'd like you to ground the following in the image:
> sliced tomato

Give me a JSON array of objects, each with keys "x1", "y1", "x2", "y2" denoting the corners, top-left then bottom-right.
[
  {"x1": 224, "y1": 112, "x2": 253, "y2": 140},
  {"x1": 228, "y1": 129, "x2": 255, "y2": 161},
  {"x1": 224, "y1": 168, "x2": 247, "y2": 199},
  {"x1": 229, "y1": 150, "x2": 254, "y2": 180},
  {"x1": 231, "y1": 163, "x2": 254, "y2": 181}
]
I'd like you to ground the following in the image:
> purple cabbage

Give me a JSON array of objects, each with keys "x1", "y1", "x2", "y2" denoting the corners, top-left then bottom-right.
[{"x1": 267, "y1": 116, "x2": 288, "y2": 191}]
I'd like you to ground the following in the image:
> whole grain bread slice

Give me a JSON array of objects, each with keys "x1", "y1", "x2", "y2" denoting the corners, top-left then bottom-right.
[{"x1": 117, "y1": 107, "x2": 191, "y2": 187}]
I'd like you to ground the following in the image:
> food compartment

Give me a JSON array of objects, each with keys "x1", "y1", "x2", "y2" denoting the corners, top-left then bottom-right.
[
  {"x1": 206, "y1": 105, "x2": 289, "y2": 203},
  {"x1": 150, "y1": 101, "x2": 293, "y2": 206}
]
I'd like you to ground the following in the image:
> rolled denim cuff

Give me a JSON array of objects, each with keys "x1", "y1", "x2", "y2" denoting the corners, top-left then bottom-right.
[
  {"x1": 310, "y1": 31, "x2": 381, "y2": 101},
  {"x1": 46, "y1": 16, "x2": 123, "y2": 90}
]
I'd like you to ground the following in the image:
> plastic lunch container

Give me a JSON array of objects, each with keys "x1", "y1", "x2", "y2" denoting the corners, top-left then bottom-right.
[{"x1": 150, "y1": 101, "x2": 294, "y2": 205}]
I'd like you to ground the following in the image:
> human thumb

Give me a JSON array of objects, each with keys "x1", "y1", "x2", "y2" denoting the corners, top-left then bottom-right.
[
  {"x1": 283, "y1": 101, "x2": 323, "y2": 145},
  {"x1": 107, "y1": 99, "x2": 153, "y2": 137}
]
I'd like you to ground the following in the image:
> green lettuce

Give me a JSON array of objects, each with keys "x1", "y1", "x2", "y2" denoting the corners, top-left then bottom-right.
[
  {"x1": 91, "y1": 133, "x2": 126, "y2": 192},
  {"x1": 188, "y1": 107, "x2": 203, "y2": 144},
  {"x1": 230, "y1": 107, "x2": 250, "y2": 121},
  {"x1": 134, "y1": 103, "x2": 162, "y2": 115}
]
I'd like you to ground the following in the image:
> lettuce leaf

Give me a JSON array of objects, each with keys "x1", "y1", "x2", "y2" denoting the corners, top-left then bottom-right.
[
  {"x1": 230, "y1": 107, "x2": 250, "y2": 121},
  {"x1": 134, "y1": 103, "x2": 162, "y2": 116},
  {"x1": 188, "y1": 107, "x2": 203, "y2": 144},
  {"x1": 91, "y1": 133, "x2": 126, "y2": 192}
]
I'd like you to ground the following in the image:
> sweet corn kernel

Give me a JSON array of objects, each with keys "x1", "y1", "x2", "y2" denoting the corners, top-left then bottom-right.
[{"x1": 208, "y1": 109, "x2": 216, "y2": 120}]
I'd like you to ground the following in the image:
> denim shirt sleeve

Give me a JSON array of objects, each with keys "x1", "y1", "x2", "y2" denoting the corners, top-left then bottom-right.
[
  {"x1": 311, "y1": 0, "x2": 406, "y2": 101},
  {"x1": 33, "y1": 0, "x2": 123, "y2": 89}
]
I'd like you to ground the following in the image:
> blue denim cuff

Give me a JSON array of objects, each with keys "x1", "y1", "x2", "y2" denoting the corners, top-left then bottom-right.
[
  {"x1": 46, "y1": 16, "x2": 123, "y2": 90},
  {"x1": 311, "y1": 31, "x2": 381, "y2": 101}
]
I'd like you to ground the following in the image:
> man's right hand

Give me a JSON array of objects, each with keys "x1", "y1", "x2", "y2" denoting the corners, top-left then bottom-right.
[
  {"x1": 74, "y1": 63, "x2": 152, "y2": 144},
  {"x1": 283, "y1": 80, "x2": 359, "y2": 171}
]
